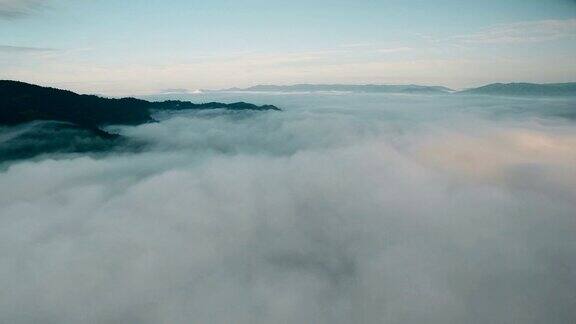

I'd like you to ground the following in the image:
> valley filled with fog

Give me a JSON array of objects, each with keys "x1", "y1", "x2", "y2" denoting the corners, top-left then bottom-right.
[{"x1": 1, "y1": 92, "x2": 575, "y2": 323}]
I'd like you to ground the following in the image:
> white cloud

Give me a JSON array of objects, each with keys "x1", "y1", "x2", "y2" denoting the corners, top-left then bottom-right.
[{"x1": 1, "y1": 95, "x2": 575, "y2": 323}]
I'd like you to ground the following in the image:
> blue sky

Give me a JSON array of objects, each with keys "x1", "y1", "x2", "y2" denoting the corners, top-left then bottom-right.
[{"x1": 1, "y1": 0, "x2": 575, "y2": 95}]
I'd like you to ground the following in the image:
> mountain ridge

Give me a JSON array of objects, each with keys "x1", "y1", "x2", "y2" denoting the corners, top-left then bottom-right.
[
  {"x1": 457, "y1": 82, "x2": 576, "y2": 96},
  {"x1": 216, "y1": 82, "x2": 576, "y2": 97},
  {"x1": 0, "y1": 80, "x2": 280, "y2": 128},
  {"x1": 0, "y1": 80, "x2": 280, "y2": 162},
  {"x1": 222, "y1": 84, "x2": 454, "y2": 94}
]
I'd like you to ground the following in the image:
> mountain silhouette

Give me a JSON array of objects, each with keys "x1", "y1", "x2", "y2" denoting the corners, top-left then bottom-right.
[
  {"x1": 0, "y1": 80, "x2": 280, "y2": 129},
  {"x1": 0, "y1": 80, "x2": 280, "y2": 162}
]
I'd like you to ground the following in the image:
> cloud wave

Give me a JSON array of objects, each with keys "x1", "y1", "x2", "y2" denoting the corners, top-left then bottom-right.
[{"x1": 0, "y1": 93, "x2": 575, "y2": 323}]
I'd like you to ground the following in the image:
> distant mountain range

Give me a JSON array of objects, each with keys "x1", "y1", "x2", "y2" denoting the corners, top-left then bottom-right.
[
  {"x1": 0, "y1": 80, "x2": 279, "y2": 162},
  {"x1": 457, "y1": 82, "x2": 576, "y2": 96},
  {"x1": 2, "y1": 80, "x2": 575, "y2": 162},
  {"x1": 221, "y1": 82, "x2": 576, "y2": 97},
  {"x1": 224, "y1": 84, "x2": 455, "y2": 94}
]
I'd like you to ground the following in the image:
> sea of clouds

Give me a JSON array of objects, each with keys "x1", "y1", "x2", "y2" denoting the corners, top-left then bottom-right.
[{"x1": 1, "y1": 93, "x2": 575, "y2": 323}]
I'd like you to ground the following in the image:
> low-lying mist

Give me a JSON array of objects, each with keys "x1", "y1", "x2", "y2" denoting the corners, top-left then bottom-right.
[{"x1": 1, "y1": 93, "x2": 575, "y2": 323}]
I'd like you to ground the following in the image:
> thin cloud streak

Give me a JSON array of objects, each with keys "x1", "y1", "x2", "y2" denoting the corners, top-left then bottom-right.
[
  {"x1": 453, "y1": 19, "x2": 576, "y2": 44},
  {"x1": 376, "y1": 47, "x2": 413, "y2": 54},
  {"x1": 0, "y1": 0, "x2": 49, "y2": 18},
  {"x1": 0, "y1": 44, "x2": 55, "y2": 52}
]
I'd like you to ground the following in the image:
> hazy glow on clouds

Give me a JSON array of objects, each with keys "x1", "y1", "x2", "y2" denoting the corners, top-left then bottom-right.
[
  {"x1": 419, "y1": 129, "x2": 576, "y2": 182},
  {"x1": 1, "y1": 93, "x2": 575, "y2": 323}
]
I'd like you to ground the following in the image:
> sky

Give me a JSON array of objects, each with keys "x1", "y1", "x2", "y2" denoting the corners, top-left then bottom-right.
[{"x1": 1, "y1": 0, "x2": 576, "y2": 95}]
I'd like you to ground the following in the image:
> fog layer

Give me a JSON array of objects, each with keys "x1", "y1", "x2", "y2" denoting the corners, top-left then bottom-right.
[{"x1": 1, "y1": 93, "x2": 575, "y2": 323}]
